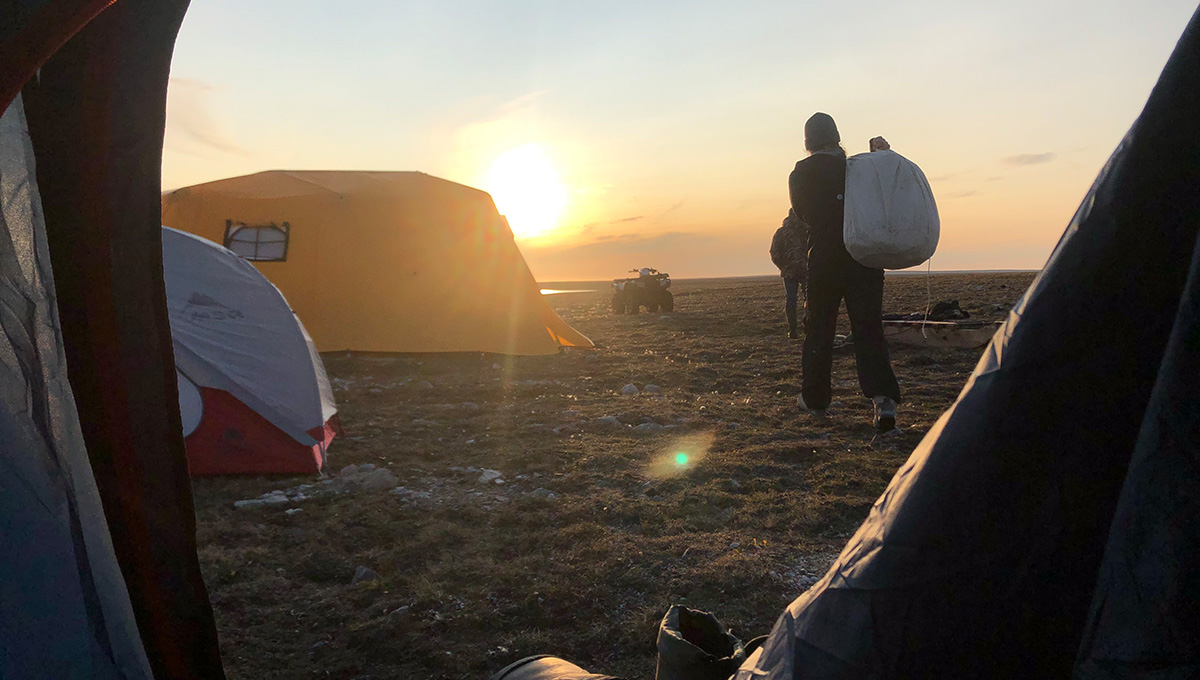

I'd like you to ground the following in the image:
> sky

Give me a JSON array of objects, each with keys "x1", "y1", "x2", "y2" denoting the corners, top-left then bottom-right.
[{"x1": 164, "y1": 1, "x2": 1198, "y2": 280}]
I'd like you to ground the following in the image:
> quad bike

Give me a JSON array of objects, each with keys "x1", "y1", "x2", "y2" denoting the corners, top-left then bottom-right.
[{"x1": 612, "y1": 268, "x2": 674, "y2": 314}]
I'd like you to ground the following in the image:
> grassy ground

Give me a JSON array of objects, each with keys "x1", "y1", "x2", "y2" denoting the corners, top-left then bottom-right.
[{"x1": 192, "y1": 272, "x2": 1036, "y2": 679}]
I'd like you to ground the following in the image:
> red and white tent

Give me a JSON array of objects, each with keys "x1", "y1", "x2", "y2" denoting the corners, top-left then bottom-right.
[{"x1": 163, "y1": 227, "x2": 337, "y2": 475}]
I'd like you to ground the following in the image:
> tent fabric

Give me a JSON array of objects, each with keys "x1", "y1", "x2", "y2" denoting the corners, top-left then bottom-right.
[
  {"x1": 736, "y1": 7, "x2": 1200, "y2": 679},
  {"x1": 163, "y1": 226, "x2": 338, "y2": 475},
  {"x1": 161, "y1": 170, "x2": 594, "y2": 355},
  {"x1": 0, "y1": 90, "x2": 153, "y2": 680},
  {"x1": 0, "y1": 0, "x2": 114, "y2": 110},
  {"x1": 18, "y1": 0, "x2": 227, "y2": 678}
]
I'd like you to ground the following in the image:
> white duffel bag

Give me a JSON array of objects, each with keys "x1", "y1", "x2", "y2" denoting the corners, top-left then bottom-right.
[{"x1": 843, "y1": 149, "x2": 939, "y2": 269}]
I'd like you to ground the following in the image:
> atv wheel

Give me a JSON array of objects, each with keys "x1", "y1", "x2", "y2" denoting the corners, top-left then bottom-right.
[{"x1": 660, "y1": 290, "x2": 674, "y2": 312}]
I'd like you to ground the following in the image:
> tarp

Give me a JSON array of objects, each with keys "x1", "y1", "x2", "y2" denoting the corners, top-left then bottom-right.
[
  {"x1": 736, "y1": 6, "x2": 1200, "y2": 679},
  {"x1": 162, "y1": 170, "x2": 594, "y2": 355},
  {"x1": 163, "y1": 226, "x2": 338, "y2": 474}
]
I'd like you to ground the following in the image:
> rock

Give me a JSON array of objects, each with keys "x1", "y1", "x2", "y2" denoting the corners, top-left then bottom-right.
[
  {"x1": 494, "y1": 479, "x2": 505, "y2": 485},
  {"x1": 726, "y1": 479, "x2": 742, "y2": 491},
  {"x1": 359, "y1": 463, "x2": 377, "y2": 473},
  {"x1": 389, "y1": 605, "x2": 411, "y2": 619},
  {"x1": 234, "y1": 499, "x2": 266, "y2": 509},
  {"x1": 530, "y1": 488, "x2": 559, "y2": 500},
  {"x1": 593, "y1": 415, "x2": 624, "y2": 428},
  {"x1": 632, "y1": 422, "x2": 667, "y2": 434},
  {"x1": 643, "y1": 384, "x2": 663, "y2": 394},
  {"x1": 390, "y1": 487, "x2": 432, "y2": 501},
  {"x1": 263, "y1": 495, "x2": 290, "y2": 505},
  {"x1": 552, "y1": 424, "x2": 580, "y2": 436},
  {"x1": 478, "y1": 469, "x2": 502, "y2": 484},
  {"x1": 459, "y1": 402, "x2": 480, "y2": 411},
  {"x1": 620, "y1": 384, "x2": 639, "y2": 395},
  {"x1": 361, "y1": 468, "x2": 399, "y2": 491},
  {"x1": 285, "y1": 508, "x2": 303, "y2": 515},
  {"x1": 339, "y1": 464, "x2": 360, "y2": 478},
  {"x1": 584, "y1": 354, "x2": 598, "y2": 363},
  {"x1": 729, "y1": 542, "x2": 741, "y2": 549},
  {"x1": 415, "y1": 380, "x2": 434, "y2": 390},
  {"x1": 351, "y1": 566, "x2": 380, "y2": 585}
]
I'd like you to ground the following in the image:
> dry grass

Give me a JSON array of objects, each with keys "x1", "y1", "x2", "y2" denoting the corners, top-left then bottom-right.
[{"x1": 191, "y1": 272, "x2": 1035, "y2": 679}]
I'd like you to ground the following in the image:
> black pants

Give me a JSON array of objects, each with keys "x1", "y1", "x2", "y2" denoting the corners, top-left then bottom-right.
[{"x1": 802, "y1": 269, "x2": 901, "y2": 409}]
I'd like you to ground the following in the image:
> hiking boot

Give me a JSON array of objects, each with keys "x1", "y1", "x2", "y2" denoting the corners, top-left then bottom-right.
[
  {"x1": 798, "y1": 394, "x2": 826, "y2": 417},
  {"x1": 873, "y1": 396, "x2": 897, "y2": 432}
]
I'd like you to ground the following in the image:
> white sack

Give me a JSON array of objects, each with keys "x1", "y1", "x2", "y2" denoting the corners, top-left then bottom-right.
[{"x1": 843, "y1": 149, "x2": 939, "y2": 269}]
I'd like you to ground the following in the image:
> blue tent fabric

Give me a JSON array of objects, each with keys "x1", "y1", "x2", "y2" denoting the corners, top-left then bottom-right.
[
  {"x1": 1074, "y1": 228, "x2": 1200, "y2": 677},
  {"x1": 0, "y1": 93, "x2": 151, "y2": 680},
  {"x1": 737, "y1": 5, "x2": 1200, "y2": 679}
]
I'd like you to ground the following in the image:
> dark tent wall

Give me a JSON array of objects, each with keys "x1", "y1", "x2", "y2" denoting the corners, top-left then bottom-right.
[
  {"x1": 0, "y1": 0, "x2": 113, "y2": 108},
  {"x1": 4, "y1": 0, "x2": 225, "y2": 679},
  {"x1": 737, "y1": 6, "x2": 1200, "y2": 679}
]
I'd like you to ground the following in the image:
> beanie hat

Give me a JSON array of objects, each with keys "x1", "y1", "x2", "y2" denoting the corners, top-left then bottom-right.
[{"x1": 804, "y1": 113, "x2": 840, "y2": 151}]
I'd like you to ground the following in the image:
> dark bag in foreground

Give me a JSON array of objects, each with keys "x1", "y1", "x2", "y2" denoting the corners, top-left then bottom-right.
[{"x1": 655, "y1": 605, "x2": 748, "y2": 680}]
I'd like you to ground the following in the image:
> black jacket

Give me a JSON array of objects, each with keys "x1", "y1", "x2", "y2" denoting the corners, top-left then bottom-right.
[{"x1": 789, "y1": 152, "x2": 880, "y2": 280}]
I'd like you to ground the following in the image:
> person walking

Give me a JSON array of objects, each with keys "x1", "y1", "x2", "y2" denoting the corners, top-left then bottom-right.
[
  {"x1": 789, "y1": 113, "x2": 901, "y2": 431},
  {"x1": 770, "y1": 209, "x2": 809, "y2": 339}
]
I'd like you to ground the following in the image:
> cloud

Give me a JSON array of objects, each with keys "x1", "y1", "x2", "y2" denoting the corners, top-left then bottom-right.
[
  {"x1": 655, "y1": 200, "x2": 686, "y2": 220},
  {"x1": 1003, "y1": 152, "x2": 1056, "y2": 166},
  {"x1": 930, "y1": 168, "x2": 976, "y2": 183},
  {"x1": 558, "y1": 231, "x2": 707, "y2": 257},
  {"x1": 613, "y1": 215, "x2": 645, "y2": 223},
  {"x1": 165, "y1": 78, "x2": 249, "y2": 157}
]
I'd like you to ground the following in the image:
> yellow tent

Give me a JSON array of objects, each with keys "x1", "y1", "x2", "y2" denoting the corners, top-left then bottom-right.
[{"x1": 161, "y1": 171, "x2": 592, "y2": 355}]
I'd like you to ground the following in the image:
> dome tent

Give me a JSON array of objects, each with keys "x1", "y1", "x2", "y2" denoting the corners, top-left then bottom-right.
[
  {"x1": 163, "y1": 227, "x2": 338, "y2": 475},
  {"x1": 161, "y1": 170, "x2": 593, "y2": 355}
]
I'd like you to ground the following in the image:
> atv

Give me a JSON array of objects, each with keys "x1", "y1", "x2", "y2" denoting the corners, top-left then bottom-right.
[{"x1": 612, "y1": 268, "x2": 674, "y2": 314}]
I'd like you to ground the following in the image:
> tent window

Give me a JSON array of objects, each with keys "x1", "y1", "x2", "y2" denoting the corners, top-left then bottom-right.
[{"x1": 224, "y1": 221, "x2": 289, "y2": 261}]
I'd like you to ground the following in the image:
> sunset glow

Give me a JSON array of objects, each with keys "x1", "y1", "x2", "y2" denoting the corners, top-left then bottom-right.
[
  {"x1": 482, "y1": 145, "x2": 567, "y2": 241},
  {"x1": 162, "y1": 1, "x2": 1198, "y2": 279}
]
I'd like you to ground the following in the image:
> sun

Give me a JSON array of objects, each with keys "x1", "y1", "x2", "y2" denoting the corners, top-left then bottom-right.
[{"x1": 483, "y1": 144, "x2": 567, "y2": 240}]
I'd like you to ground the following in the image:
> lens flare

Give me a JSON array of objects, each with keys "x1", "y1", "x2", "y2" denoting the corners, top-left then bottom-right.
[{"x1": 649, "y1": 433, "x2": 715, "y2": 478}]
